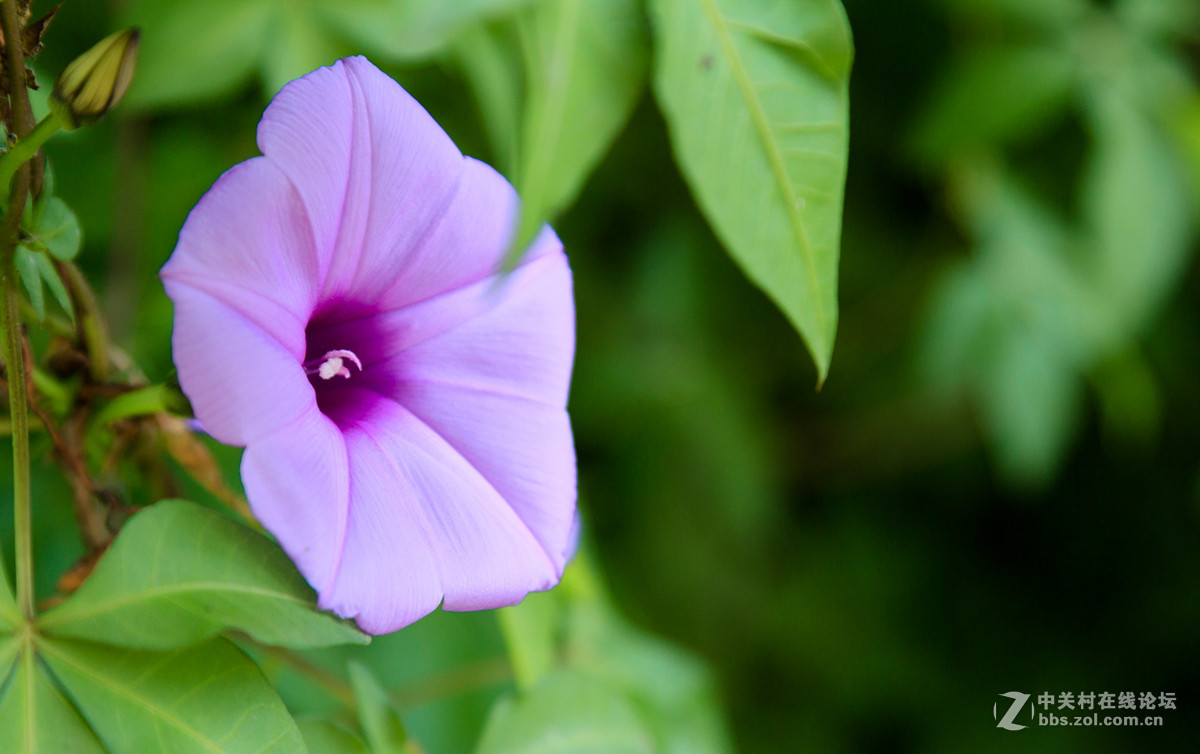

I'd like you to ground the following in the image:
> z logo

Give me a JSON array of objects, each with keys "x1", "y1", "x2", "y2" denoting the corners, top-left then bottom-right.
[{"x1": 994, "y1": 691, "x2": 1032, "y2": 731}]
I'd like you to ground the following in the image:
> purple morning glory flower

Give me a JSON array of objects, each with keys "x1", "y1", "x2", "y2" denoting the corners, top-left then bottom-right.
[{"x1": 160, "y1": 57, "x2": 577, "y2": 634}]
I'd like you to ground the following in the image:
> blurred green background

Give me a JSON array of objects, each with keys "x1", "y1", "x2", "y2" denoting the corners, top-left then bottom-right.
[{"x1": 4, "y1": 0, "x2": 1200, "y2": 751}]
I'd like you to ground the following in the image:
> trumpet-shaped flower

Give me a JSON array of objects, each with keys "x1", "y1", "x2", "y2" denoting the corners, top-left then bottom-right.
[{"x1": 161, "y1": 57, "x2": 576, "y2": 634}]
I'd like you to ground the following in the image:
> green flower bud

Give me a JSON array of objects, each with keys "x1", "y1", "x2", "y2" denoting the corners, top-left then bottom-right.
[{"x1": 50, "y1": 28, "x2": 140, "y2": 129}]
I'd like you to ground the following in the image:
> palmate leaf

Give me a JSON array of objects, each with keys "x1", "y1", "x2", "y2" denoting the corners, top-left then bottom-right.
[
  {"x1": 38, "y1": 637, "x2": 305, "y2": 753},
  {"x1": 0, "y1": 648, "x2": 105, "y2": 753},
  {"x1": 38, "y1": 499, "x2": 368, "y2": 650},
  {"x1": 651, "y1": 0, "x2": 853, "y2": 382}
]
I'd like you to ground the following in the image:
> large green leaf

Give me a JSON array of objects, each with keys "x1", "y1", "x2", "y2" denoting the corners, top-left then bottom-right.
[
  {"x1": 39, "y1": 499, "x2": 368, "y2": 650},
  {"x1": 0, "y1": 649, "x2": 105, "y2": 753},
  {"x1": 651, "y1": 0, "x2": 853, "y2": 382},
  {"x1": 39, "y1": 637, "x2": 305, "y2": 754},
  {"x1": 477, "y1": 670, "x2": 655, "y2": 754},
  {"x1": 508, "y1": 0, "x2": 648, "y2": 259}
]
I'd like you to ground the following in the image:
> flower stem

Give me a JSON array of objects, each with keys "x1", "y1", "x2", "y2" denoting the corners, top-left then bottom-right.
[
  {"x1": 0, "y1": 113, "x2": 63, "y2": 199},
  {"x1": 2, "y1": 0, "x2": 39, "y2": 620}
]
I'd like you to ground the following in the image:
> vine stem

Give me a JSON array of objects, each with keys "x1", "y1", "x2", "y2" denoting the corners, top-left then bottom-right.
[{"x1": 2, "y1": 0, "x2": 38, "y2": 620}]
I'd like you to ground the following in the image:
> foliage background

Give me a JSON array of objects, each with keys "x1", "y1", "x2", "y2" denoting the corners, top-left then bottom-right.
[{"x1": 3, "y1": 0, "x2": 1199, "y2": 751}]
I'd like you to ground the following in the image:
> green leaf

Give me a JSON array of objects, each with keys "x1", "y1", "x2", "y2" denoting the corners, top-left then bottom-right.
[
  {"x1": 496, "y1": 591, "x2": 560, "y2": 690},
  {"x1": 1081, "y1": 88, "x2": 1193, "y2": 339},
  {"x1": 261, "y1": 3, "x2": 345, "y2": 97},
  {"x1": 506, "y1": 0, "x2": 648, "y2": 262},
  {"x1": 977, "y1": 328, "x2": 1083, "y2": 487},
  {"x1": 122, "y1": 0, "x2": 275, "y2": 108},
  {"x1": 33, "y1": 252, "x2": 74, "y2": 323},
  {"x1": 0, "y1": 546, "x2": 19, "y2": 629},
  {"x1": 348, "y1": 661, "x2": 407, "y2": 754},
  {"x1": 39, "y1": 636, "x2": 306, "y2": 753},
  {"x1": 0, "y1": 649, "x2": 105, "y2": 753},
  {"x1": 0, "y1": 637, "x2": 18, "y2": 680},
  {"x1": 39, "y1": 499, "x2": 368, "y2": 650},
  {"x1": 651, "y1": 0, "x2": 853, "y2": 383},
  {"x1": 454, "y1": 21, "x2": 525, "y2": 174},
  {"x1": 910, "y1": 45, "x2": 1076, "y2": 167},
  {"x1": 477, "y1": 670, "x2": 655, "y2": 754},
  {"x1": 298, "y1": 719, "x2": 371, "y2": 754},
  {"x1": 14, "y1": 246, "x2": 44, "y2": 321},
  {"x1": 32, "y1": 197, "x2": 82, "y2": 261},
  {"x1": 569, "y1": 623, "x2": 733, "y2": 754},
  {"x1": 320, "y1": 0, "x2": 538, "y2": 60},
  {"x1": 937, "y1": 0, "x2": 1089, "y2": 28},
  {"x1": 497, "y1": 559, "x2": 733, "y2": 754}
]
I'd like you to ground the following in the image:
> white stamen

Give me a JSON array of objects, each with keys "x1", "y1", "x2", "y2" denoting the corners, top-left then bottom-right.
[
  {"x1": 318, "y1": 357, "x2": 348, "y2": 380},
  {"x1": 305, "y1": 349, "x2": 363, "y2": 380}
]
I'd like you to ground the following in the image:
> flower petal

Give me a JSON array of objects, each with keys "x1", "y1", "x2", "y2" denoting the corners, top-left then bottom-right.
[
  {"x1": 358, "y1": 251, "x2": 577, "y2": 570},
  {"x1": 392, "y1": 384, "x2": 577, "y2": 575},
  {"x1": 307, "y1": 234, "x2": 570, "y2": 385},
  {"x1": 160, "y1": 157, "x2": 320, "y2": 332},
  {"x1": 325, "y1": 388, "x2": 559, "y2": 631},
  {"x1": 241, "y1": 405, "x2": 349, "y2": 600},
  {"x1": 256, "y1": 56, "x2": 465, "y2": 301},
  {"x1": 387, "y1": 248, "x2": 575, "y2": 407},
  {"x1": 354, "y1": 157, "x2": 552, "y2": 311},
  {"x1": 163, "y1": 280, "x2": 314, "y2": 446}
]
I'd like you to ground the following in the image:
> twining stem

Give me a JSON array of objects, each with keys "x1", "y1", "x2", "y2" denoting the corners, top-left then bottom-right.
[{"x1": 2, "y1": 0, "x2": 39, "y2": 620}]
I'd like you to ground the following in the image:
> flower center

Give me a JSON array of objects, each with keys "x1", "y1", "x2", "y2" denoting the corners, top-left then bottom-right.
[{"x1": 304, "y1": 349, "x2": 363, "y2": 381}]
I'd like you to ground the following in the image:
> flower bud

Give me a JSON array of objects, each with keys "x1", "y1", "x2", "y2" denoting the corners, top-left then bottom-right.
[{"x1": 50, "y1": 28, "x2": 140, "y2": 129}]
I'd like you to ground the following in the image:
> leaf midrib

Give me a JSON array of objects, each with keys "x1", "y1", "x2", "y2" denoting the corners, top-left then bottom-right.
[
  {"x1": 39, "y1": 582, "x2": 310, "y2": 631},
  {"x1": 697, "y1": 0, "x2": 829, "y2": 357}
]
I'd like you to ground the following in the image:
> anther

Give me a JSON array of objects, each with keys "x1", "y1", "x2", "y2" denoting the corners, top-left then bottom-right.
[{"x1": 304, "y1": 349, "x2": 363, "y2": 380}]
